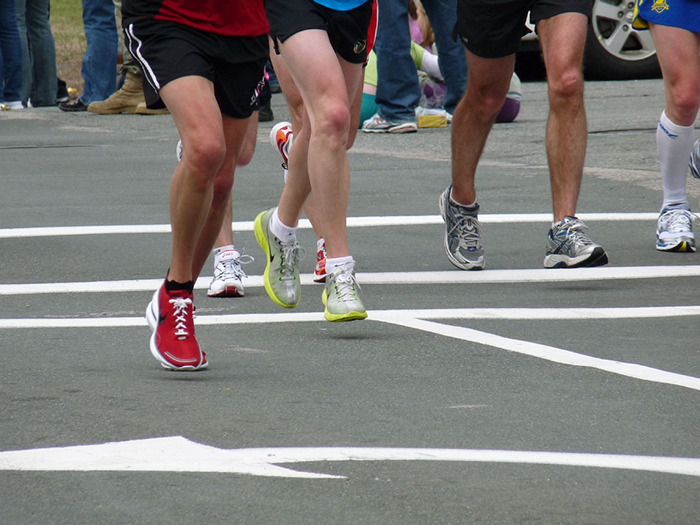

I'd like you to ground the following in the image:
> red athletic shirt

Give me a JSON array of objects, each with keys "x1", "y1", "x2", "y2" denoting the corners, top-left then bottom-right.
[{"x1": 122, "y1": 0, "x2": 269, "y2": 37}]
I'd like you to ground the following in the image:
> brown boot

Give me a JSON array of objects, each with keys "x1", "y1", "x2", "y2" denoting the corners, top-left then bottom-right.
[
  {"x1": 133, "y1": 101, "x2": 170, "y2": 115},
  {"x1": 87, "y1": 71, "x2": 145, "y2": 114}
]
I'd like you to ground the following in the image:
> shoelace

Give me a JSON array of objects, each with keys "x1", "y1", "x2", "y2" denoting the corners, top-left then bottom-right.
[
  {"x1": 332, "y1": 273, "x2": 360, "y2": 302},
  {"x1": 449, "y1": 209, "x2": 480, "y2": 249},
  {"x1": 215, "y1": 253, "x2": 254, "y2": 281},
  {"x1": 661, "y1": 209, "x2": 697, "y2": 233},
  {"x1": 555, "y1": 219, "x2": 593, "y2": 248},
  {"x1": 276, "y1": 239, "x2": 303, "y2": 281},
  {"x1": 169, "y1": 297, "x2": 193, "y2": 340}
]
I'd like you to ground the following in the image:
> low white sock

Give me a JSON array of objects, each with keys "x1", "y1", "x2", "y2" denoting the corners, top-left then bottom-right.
[
  {"x1": 213, "y1": 245, "x2": 239, "y2": 264},
  {"x1": 269, "y1": 207, "x2": 297, "y2": 243},
  {"x1": 658, "y1": 111, "x2": 694, "y2": 209},
  {"x1": 326, "y1": 255, "x2": 354, "y2": 275}
]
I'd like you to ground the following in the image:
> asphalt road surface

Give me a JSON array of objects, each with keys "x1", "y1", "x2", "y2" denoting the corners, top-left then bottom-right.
[{"x1": 1, "y1": 79, "x2": 699, "y2": 524}]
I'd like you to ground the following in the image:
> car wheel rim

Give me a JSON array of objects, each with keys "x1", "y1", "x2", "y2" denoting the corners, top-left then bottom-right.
[{"x1": 591, "y1": 0, "x2": 656, "y2": 62}]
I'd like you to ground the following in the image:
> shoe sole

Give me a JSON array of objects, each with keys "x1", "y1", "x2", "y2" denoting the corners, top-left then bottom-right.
[
  {"x1": 253, "y1": 210, "x2": 300, "y2": 308},
  {"x1": 207, "y1": 285, "x2": 244, "y2": 297},
  {"x1": 321, "y1": 289, "x2": 367, "y2": 322},
  {"x1": 146, "y1": 289, "x2": 208, "y2": 371},
  {"x1": 313, "y1": 274, "x2": 327, "y2": 283},
  {"x1": 438, "y1": 191, "x2": 485, "y2": 271},
  {"x1": 656, "y1": 240, "x2": 697, "y2": 252},
  {"x1": 543, "y1": 247, "x2": 609, "y2": 268},
  {"x1": 87, "y1": 106, "x2": 138, "y2": 114}
]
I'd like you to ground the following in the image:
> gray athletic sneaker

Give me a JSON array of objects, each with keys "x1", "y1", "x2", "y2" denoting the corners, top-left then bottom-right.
[
  {"x1": 438, "y1": 185, "x2": 485, "y2": 270},
  {"x1": 656, "y1": 206, "x2": 696, "y2": 252},
  {"x1": 544, "y1": 216, "x2": 609, "y2": 268},
  {"x1": 322, "y1": 263, "x2": 367, "y2": 322},
  {"x1": 254, "y1": 208, "x2": 301, "y2": 308},
  {"x1": 690, "y1": 138, "x2": 700, "y2": 180}
]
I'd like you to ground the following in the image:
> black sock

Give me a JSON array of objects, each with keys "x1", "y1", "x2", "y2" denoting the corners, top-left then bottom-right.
[{"x1": 164, "y1": 278, "x2": 195, "y2": 294}]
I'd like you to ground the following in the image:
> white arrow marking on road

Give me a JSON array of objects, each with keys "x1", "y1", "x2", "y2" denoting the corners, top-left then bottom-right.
[
  {"x1": 0, "y1": 213, "x2": 658, "y2": 239},
  {"x1": 1, "y1": 437, "x2": 699, "y2": 479}
]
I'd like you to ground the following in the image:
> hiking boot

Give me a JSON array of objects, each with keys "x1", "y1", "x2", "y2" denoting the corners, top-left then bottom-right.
[
  {"x1": 438, "y1": 185, "x2": 485, "y2": 270},
  {"x1": 322, "y1": 263, "x2": 367, "y2": 322},
  {"x1": 133, "y1": 101, "x2": 169, "y2": 115},
  {"x1": 362, "y1": 113, "x2": 418, "y2": 134},
  {"x1": 656, "y1": 206, "x2": 696, "y2": 252},
  {"x1": 254, "y1": 208, "x2": 301, "y2": 308},
  {"x1": 88, "y1": 71, "x2": 145, "y2": 114},
  {"x1": 544, "y1": 216, "x2": 609, "y2": 268},
  {"x1": 146, "y1": 285, "x2": 208, "y2": 371}
]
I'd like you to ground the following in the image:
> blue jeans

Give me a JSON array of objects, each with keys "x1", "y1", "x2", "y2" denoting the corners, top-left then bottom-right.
[
  {"x1": 81, "y1": 0, "x2": 118, "y2": 104},
  {"x1": 374, "y1": 0, "x2": 467, "y2": 122},
  {"x1": 0, "y1": 0, "x2": 23, "y2": 103},
  {"x1": 15, "y1": 0, "x2": 56, "y2": 106}
]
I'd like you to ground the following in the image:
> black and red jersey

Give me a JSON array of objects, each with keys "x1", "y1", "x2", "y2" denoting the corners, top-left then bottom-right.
[{"x1": 122, "y1": 0, "x2": 269, "y2": 37}]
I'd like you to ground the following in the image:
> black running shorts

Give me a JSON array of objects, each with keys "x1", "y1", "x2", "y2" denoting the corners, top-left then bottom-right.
[
  {"x1": 265, "y1": 0, "x2": 373, "y2": 64},
  {"x1": 124, "y1": 19, "x2": 268, "y2": 118},
  {"x1": 454, "y1": 0, "x2": 593, "y2": 59}
]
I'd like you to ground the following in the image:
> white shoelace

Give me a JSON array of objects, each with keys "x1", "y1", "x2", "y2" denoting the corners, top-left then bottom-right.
[
  {"x1": 169, "y1": 297, "x2": 193, "y2": 340},
  {"x1": 660, "y1": 209, "x2": 697, "y2": 233}
]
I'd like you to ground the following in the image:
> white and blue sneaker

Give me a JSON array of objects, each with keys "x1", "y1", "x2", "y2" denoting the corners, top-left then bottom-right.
[
  {"x1": 656, "y1": 206, "x2": 696, "y2": 252},
  {"x1": 544, "y1": 216, "x2": 608, "y2": 268},
  {"x1": 438, "y1": 185, "x2": 484, "y2": 270},
  {"x1": 689, "y1": 138, "x2": 700, "y2": 180}
]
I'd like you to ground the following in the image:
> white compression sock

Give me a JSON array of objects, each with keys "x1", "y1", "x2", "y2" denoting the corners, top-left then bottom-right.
[
  {"x1": 658, "y1": 110, "x2": 695, "y2": 209},
  {"x1": 269, "y1": 207, "x2": 297, "y2": 243}
]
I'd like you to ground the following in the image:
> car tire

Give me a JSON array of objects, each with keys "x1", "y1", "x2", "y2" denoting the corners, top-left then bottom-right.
[{"x1": 583, "y1": 0, "x2": 660, "y2": 80}]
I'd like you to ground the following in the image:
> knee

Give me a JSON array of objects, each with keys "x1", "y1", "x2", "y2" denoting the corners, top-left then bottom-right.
[
  {"x1": 211, "y1": 173, "x2": 234, "y2": 209},
  {"x1": 182, "y1": 136, "x2": 227, "y2": 184},
  {"x1": 315, "y1": 103, "x2": 351, "y2": 143},
  {"x1": 464, "y1": 85, "x2": 508, "y2": 120},
  {"x1": 667, "y1": 80, "x2": 700, "y2": 121},
  {"x1": 548, "y1": 68, "x2": 584, "y2": 107}
]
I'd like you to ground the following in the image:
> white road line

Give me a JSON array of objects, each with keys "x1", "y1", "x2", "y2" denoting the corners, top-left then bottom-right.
[
  {"x1": 2, "y1": 265, "x2": 699, "y2": 295},
  {"x1": 2, "y1": 307, "x2": 698, "y2": 391},
  {"x1": 1, "y1": 436, "x2": 699, "y2": 478},
  {"x1": 0, "y1": 212, "x2": 658, "y2": 238},
  {"x1": 373, "y1": 315, "x2": 700, "y2": 392},
  {"x1": 2, "y1": 306, "x2": 699, "y2": 329}
]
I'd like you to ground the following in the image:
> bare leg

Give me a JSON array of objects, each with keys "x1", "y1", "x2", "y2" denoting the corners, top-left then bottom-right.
[
  {"x1": 537, "y1": 13, "x2": 588, "y2": 222},
  {"x1": 451, "y1": 50, "x2": 513, "y2": 205},
  {"x1": 276, "y1": 29, "x2": 363, "y2": 259},
  {"x1": 213, "y1": 111, "x2": 259, "y2": 251},
  {"x1": 160, "y1": 76, "x2": 251, "y2": 283}
]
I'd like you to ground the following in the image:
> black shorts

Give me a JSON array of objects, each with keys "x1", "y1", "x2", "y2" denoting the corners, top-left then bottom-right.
[
  {"x1": 454, "y1": 0, "x2": 593, "y2": 59},
  {"x1": 123, "y1": 19, "x2": 268, "y2": 118},
  {"x1": 265, "y1": 0, "x2": 373, "y2": 64}
]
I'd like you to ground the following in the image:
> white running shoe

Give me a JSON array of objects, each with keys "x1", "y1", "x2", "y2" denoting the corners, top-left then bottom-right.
[
  {"x1": 656, "y1": 206, "x2": 697, "y2": 252},
  {"x1": 207, "y1": 249, "x2": 253, "y2": 297},
  {"x1": 270, "y1": 121, "x2": 293, "y2": 181}
]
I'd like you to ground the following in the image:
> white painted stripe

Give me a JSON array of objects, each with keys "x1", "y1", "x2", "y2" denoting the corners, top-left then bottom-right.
[
  {"x1": 374, "y1": 316, "x2": 700, "y2": 392},
  {"x1": 1, "y1": 437, "x2": 698, "y2": 478},
  {"x1": 2, "y1": 265, "x2": 699, "y2": 295},
  {"x1": 2, "y1": 306, "x2": 698, "y2": 329},
  {"x1": 0, "y1": 212, "x2": 658, "y2": 238}
]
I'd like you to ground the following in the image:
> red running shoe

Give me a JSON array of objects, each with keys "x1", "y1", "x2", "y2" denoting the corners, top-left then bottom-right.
[
  {"x1": 146, "y1": 285, "x2": 208, "y2": 371},
  {"x1": 314, "y1": 238, "x2": 327, "y2": 283}
]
